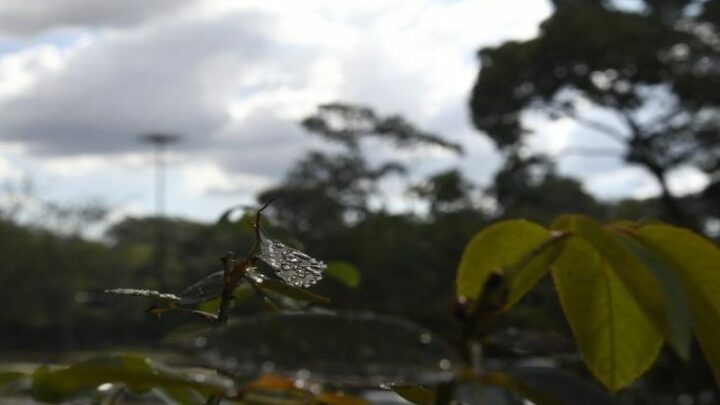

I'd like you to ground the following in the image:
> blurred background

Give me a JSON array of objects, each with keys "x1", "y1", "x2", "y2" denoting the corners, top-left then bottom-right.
[{"x1": 0, "y1": 0, "x2": 719, "y2": 403}]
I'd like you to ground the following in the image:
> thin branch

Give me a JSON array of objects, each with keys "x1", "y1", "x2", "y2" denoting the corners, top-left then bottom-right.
[
  {"x1": 253, "y1": 198, "x2": 276, "y2": 242},
  {"x1": 242, "y1": 274, "x2": 282, "y2": 311},
  {"x1": 216, "y1": 253, "x2": 237, "y2": 326},
  {"x1": 572, "y1": 115, "x2": 629, "y2": 144},
  {"x1": 552, "y1": 146, "x2": 624, "y2": 159}
]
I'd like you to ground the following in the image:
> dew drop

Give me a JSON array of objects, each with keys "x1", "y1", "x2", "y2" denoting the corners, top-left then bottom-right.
[
  {"x1": 97, "y1": 383, "x2": 114, "y2": 392},
  {"x1": 261, "y1": 361, "x2": 275, "y2": 373},
  {"x1": 419, "y1": 333, "x2": 432, "y2": 344},
  {"x1": 194, "y1": 336, "x2": 208, "y2": 348},
  {"x1": 296, "y1": 368, "x2": 312, "y2": 380},
  {"x1": 439, "y1": 359, "x2": 452, "y2": 370}
]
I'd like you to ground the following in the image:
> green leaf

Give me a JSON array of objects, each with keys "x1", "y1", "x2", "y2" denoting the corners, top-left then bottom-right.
[
  {"x1": 31, "y1": 354, "x2": 234, "y2": 403},
  {"x1": 551, "y1": 215, "x2": 670, "y2": 351},
  {"x1": 0, "y1": 370, "x2": 28, "y2": 392},
  {"x1": 325, "y1": 261, "x2": 361, "y2": 288},
  {"x1": 258, "y1": 279, "x2": 331, "y2": 305},
  {"x1": 456, "y1": 219, "x2": 550, "y2": 305},
  {"x1": 481, "y1": 368, "x2": 623, "y2": 405},
  {"x1": 633, "y1": 224, "x2": 720, "y2": 385},
  {"x1": 551, "y1": 236, "x2": 663, "y2": 392},
  {"x1": 232, "y1": 283, "x2": 255, "y2": 302},
  {"x1": 391, "y1": 386, "x2": 434, "y2": 405},
  {"x1": 616, "y1": 234, "x2": 693, "y2": 360},
  {"x1": 179, "y1": 271, "x2": 224, "y2": 305},
  {"x1": 198, "y1": 297, "x2": 221, "y2": 314}
]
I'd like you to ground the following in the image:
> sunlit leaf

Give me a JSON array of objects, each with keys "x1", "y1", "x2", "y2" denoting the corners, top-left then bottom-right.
[
  {"x1": 551, "y1": 236, "x2": 662, "y2": 392},
  {"x1": 31, "y1": 354, "x2": 234, "y2": 403},
  {"x1": 481, "y1": 368, "x2": 623, "y2": 405},
  {"x1": 633, "y1": 224, "x2": 720, "y2": 385},
  {"x1": 551, "y1": 215, "x2": 671, "y2": 353},
  {"x1": 456, "y1": 219, "x2": 551, "y2": 307},
  {"x1": 325, "y1": 261, "x2": 361, "y2": 288}
]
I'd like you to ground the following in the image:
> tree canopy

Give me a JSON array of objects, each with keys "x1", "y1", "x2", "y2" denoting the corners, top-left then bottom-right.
[{"x1": 470, "y1": 0, "x2": 720, "y2": 229}]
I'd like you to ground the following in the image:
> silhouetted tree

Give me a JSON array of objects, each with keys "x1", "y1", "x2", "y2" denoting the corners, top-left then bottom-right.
[{"x1": 470, "y1": 0, "x2": 720, "y2": 230}]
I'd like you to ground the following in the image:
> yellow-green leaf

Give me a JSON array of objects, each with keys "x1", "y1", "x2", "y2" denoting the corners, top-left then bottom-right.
[
  {"x1": 551, "y1": 215, "x2": 669, "y2": 348},
  {"x1": 615, "y1": 234, "x2": 692, "y2": 360},
  {"x1": 456, "y1": 220, "x2": 550, "y2": 305},
  {"x1": 552, "y1": 236, "x2": 662, "y2": 392},
  {"x1": 325, "y1": 261, "x2": 361, "y2": 288},
  {"x1": 633, "y1": 224, "x2": 720, "y2": 385}
]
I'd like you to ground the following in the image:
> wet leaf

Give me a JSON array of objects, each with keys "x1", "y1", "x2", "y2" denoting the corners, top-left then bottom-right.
[
  {"x1": 325, "y1": 261, "x2": 361, "y2": 288},
  {"x1": 257, "y1": 236, "x2": 327, "y2": 288},
  {"x1": 104, "y1": 288, "x2": 181, "y2": 302},
  {"x1": 551, "y1": 236, "x2": 662, "y2": 392}
]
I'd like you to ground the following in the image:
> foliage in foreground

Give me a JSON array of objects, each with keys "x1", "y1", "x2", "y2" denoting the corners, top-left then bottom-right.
[{"x1": 1, "y1": 210, "x2": 719, "y2": 404}]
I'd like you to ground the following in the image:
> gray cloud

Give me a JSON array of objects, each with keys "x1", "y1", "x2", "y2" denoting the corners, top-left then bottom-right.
[
  {"x1": 0, "y1": 0, "x2": 193, "y2": 37},
  {"x1": 0, "y1": 11, "x2": 280, "y2": 157}
]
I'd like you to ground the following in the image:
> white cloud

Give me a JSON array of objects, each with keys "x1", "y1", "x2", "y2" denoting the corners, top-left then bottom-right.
[{"x1": 0, "y1": 156, "x2": 21, "y2": 180}]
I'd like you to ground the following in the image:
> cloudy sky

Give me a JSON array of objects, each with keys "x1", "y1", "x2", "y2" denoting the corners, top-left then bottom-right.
[{"x1": 0, "y1": 0, "x2": 708, "y2": 226}]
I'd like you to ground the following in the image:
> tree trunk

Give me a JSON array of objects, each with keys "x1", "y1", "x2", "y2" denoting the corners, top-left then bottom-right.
[{"x1": 649, "y1": 167, "x2": 701, "y2": 233}]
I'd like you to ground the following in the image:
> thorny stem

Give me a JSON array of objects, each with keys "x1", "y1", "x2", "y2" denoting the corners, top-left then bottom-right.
[
  {"x1": 206, "y1": 200, "x2": 275, "y2": 405},
  {"x1": 458, "y1": 231, "x2": 570, "y2": 364}
]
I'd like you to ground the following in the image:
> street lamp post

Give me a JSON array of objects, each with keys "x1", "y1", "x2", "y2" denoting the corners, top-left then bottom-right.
[{"x1": 141, "y1": 133, "x2": 181, "y2": 289}]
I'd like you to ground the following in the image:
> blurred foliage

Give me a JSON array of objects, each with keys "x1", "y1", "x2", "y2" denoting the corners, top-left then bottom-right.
[{"x1": 2, "y1": 2, "x2": 720, "y2": 401}]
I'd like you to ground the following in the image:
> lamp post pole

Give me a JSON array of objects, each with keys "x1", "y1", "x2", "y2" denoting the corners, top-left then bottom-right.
[{"x1": 141, "y1": 133, "x2": 181, "y2": 289}]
